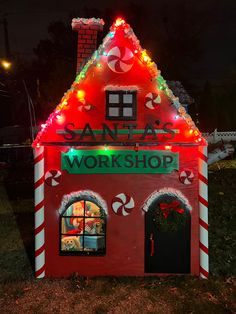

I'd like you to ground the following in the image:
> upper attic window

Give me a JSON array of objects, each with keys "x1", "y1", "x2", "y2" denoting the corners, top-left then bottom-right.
[{"x1": 106, "y1": 90, "x2": 137, "y2": 120}]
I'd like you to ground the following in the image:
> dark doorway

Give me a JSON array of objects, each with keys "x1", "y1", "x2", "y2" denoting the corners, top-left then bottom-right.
[{"x1": 145, "y1": 195, "x2": 191, "y2": 273}]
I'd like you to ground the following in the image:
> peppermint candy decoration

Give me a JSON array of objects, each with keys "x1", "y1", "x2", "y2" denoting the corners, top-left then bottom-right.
[
  {"x1": 145, "y1": 92, "x2": 161, "y2": 109},
  {"x1": 179, "y1": 169, "x2": 194, "y2": 185},
  {"x1": 45, "y1": 169, "x2": 62, "y2": 187},
  {"x1": 107, "y1": 46, "x2": 134, "y2": 73},
  {"x1": 112, "y1": 193, "x2": 135, "y2": 216},
  {"x1": 78, "y1": 101, "x2": 92, "y2": 112}
]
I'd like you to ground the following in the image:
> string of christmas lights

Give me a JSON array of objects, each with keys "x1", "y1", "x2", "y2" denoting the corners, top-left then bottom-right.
[{"x1": 33, "y1": 17, "x2": 205, "y2": 148}]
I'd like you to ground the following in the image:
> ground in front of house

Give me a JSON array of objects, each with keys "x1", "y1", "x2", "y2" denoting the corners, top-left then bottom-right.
[{"x1": 0, "y1": 159, "x2": 235, "y2": 313}]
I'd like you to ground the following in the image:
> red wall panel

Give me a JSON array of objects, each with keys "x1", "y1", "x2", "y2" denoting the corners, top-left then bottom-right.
[{"x1": 44, "y1": 145, "x2": 199, "y2": 277}]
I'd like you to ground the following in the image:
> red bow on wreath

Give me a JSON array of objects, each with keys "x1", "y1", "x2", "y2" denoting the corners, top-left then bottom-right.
[{"x1": 160, "y1": 200, "x2": 184, "y2": 218}]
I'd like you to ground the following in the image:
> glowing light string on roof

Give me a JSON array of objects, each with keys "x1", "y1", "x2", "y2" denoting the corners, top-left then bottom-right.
[{"x1": 33, "y1": 17, "x2": 205, "y2": 147}]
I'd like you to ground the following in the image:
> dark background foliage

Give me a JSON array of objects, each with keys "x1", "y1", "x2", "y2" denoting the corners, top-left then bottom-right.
[{"x1": 1, "y1": 1, "x2": 236, "y2": 131}]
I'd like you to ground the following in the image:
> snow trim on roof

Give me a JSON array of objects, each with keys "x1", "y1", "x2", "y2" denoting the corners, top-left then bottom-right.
[{"x1": 104, "y1": 85, "x2": 139, "y2": 91}]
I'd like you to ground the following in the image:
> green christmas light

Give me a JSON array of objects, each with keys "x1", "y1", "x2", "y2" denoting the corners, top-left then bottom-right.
[
  {"x1": 157, "y1": 75, "x2": 167, "y2": 91},
  {"x1": 157, "y1": 75, "x2": 166, "y2": 86}
]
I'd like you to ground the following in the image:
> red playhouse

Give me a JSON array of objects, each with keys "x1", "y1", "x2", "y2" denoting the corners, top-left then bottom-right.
[{"x1": 32, "y1": 17, "x2": 209, "y2": 278}]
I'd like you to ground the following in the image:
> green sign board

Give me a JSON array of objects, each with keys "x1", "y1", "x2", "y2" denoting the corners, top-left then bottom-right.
[{"x1": 62, "y1": 149, "x2": 179, "y2": 174}]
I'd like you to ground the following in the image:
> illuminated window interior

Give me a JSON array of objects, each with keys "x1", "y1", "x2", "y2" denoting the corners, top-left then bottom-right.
[{"x1": 60, "y1": 199, "x2": 106, "y2": 256}]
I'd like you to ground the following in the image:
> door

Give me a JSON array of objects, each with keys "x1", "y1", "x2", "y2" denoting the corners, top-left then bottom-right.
[{"x1": 145, "y1": 197, "x2": 191, "y2": 273}]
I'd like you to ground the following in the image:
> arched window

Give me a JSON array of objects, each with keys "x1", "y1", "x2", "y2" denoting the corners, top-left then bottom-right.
[{"x1": 60, "y1": 199, "x2": 106, "y2": 256}]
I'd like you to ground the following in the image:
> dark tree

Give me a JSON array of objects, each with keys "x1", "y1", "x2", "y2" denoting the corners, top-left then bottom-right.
[
  {"x1": 198, "y1": 81, "x2": 218, "y2": 132},
  {"x1": 32, "y1": 20, "x2": 77, "y2": 121},
  {"x1": 0, "y1": 59, "x2": 34, "y2": 128}
]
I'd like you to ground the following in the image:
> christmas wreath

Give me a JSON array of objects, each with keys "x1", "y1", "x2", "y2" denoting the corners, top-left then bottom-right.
[{"x1": 152, "y1": 196, "x2": 189, "y2": 232}]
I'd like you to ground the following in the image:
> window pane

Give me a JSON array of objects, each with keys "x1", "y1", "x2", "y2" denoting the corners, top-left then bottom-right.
[
  {"x1": 109, "y1": 94, "x2": 119, "y2": 103},
  {"x1": 63, "y1": 201, "x2": 84, "y2": 217},
  {"x1": 61, "y1": 217, "x2": 84, "y2": 235},
  {"x1": 123, "y1": 107, "x2": 133, "y2": 117},
  {"x1": 123, "y1": 94, "x2": 133, "y2": 103},
  {"x1": 109, "y1": 107, "x2": 119, "y2": 116},
  {"x1": 72, "y1": 201, "x2": 85, "y2": 216},
  {"x1": 85, "y1": 201, "x2": 101, "y2": 217},
  {"x1": 84, "y1": 218, "x2": 105, "y2": 235},
  {"x1": 84, "y1": 236, "x2": 105, "y2": 251},
  {"x1": 62, "y1": 205, "x2": 73, "y2": 217},
  {"x1": 61, "y1": 235, "x2": 83, "y2": 251}
]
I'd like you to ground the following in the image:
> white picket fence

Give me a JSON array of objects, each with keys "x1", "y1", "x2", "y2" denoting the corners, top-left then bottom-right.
[{"x1": 202, "y1": 129, "x2": 236, "y2": 144}]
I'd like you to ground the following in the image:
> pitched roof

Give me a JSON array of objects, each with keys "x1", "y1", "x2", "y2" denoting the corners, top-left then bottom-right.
[{"x1": 32, "y1": 18, "x2": 204, "y2": 148}]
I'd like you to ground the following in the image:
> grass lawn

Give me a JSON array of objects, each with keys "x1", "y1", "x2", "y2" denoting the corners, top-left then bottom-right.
[{"x1": 0, "y1": 160, "x2": 235, "y2": 313}]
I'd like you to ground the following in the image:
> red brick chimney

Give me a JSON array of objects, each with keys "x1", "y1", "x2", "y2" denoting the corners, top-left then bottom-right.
[{"x1": 72, "y1": 18, "x2": 104, "y2": 73}]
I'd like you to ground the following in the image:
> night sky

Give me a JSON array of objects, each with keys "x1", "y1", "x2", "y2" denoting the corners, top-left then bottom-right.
[{"x1": 1, "y1": 0, "x2": 236, "y2": 85}]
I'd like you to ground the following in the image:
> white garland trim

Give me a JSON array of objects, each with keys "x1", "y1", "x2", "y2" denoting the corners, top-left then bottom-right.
[
  {"x1": 59, "y1": 190, "x2": 108, "y2": 215},
  {"x1": 71, "y1": 18, "x2": 105, "y2": 27},
  {"x1": 104, "y1": 85, "x2": 139, "y2": 91},
  {"x1": 142, "y1": 188, "x2": 192, "y2": 212}
]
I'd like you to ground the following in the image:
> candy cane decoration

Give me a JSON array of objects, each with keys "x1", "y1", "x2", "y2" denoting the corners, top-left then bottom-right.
[
  {"x1": 112, "y1": 193, "x2": 135, "y2": 216},
  {"x1": 145, "y1": 92, "x2": 161, "y2": 109},
  {"x1": 198, "y1": 145, "x2": 209, "y2": 279},
  {"x1": 34, "y1": 146, "x2": 45, "y2": 278},
  {"x1": 107, "y1": 46, "x2": 134, "y2": 73}
]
